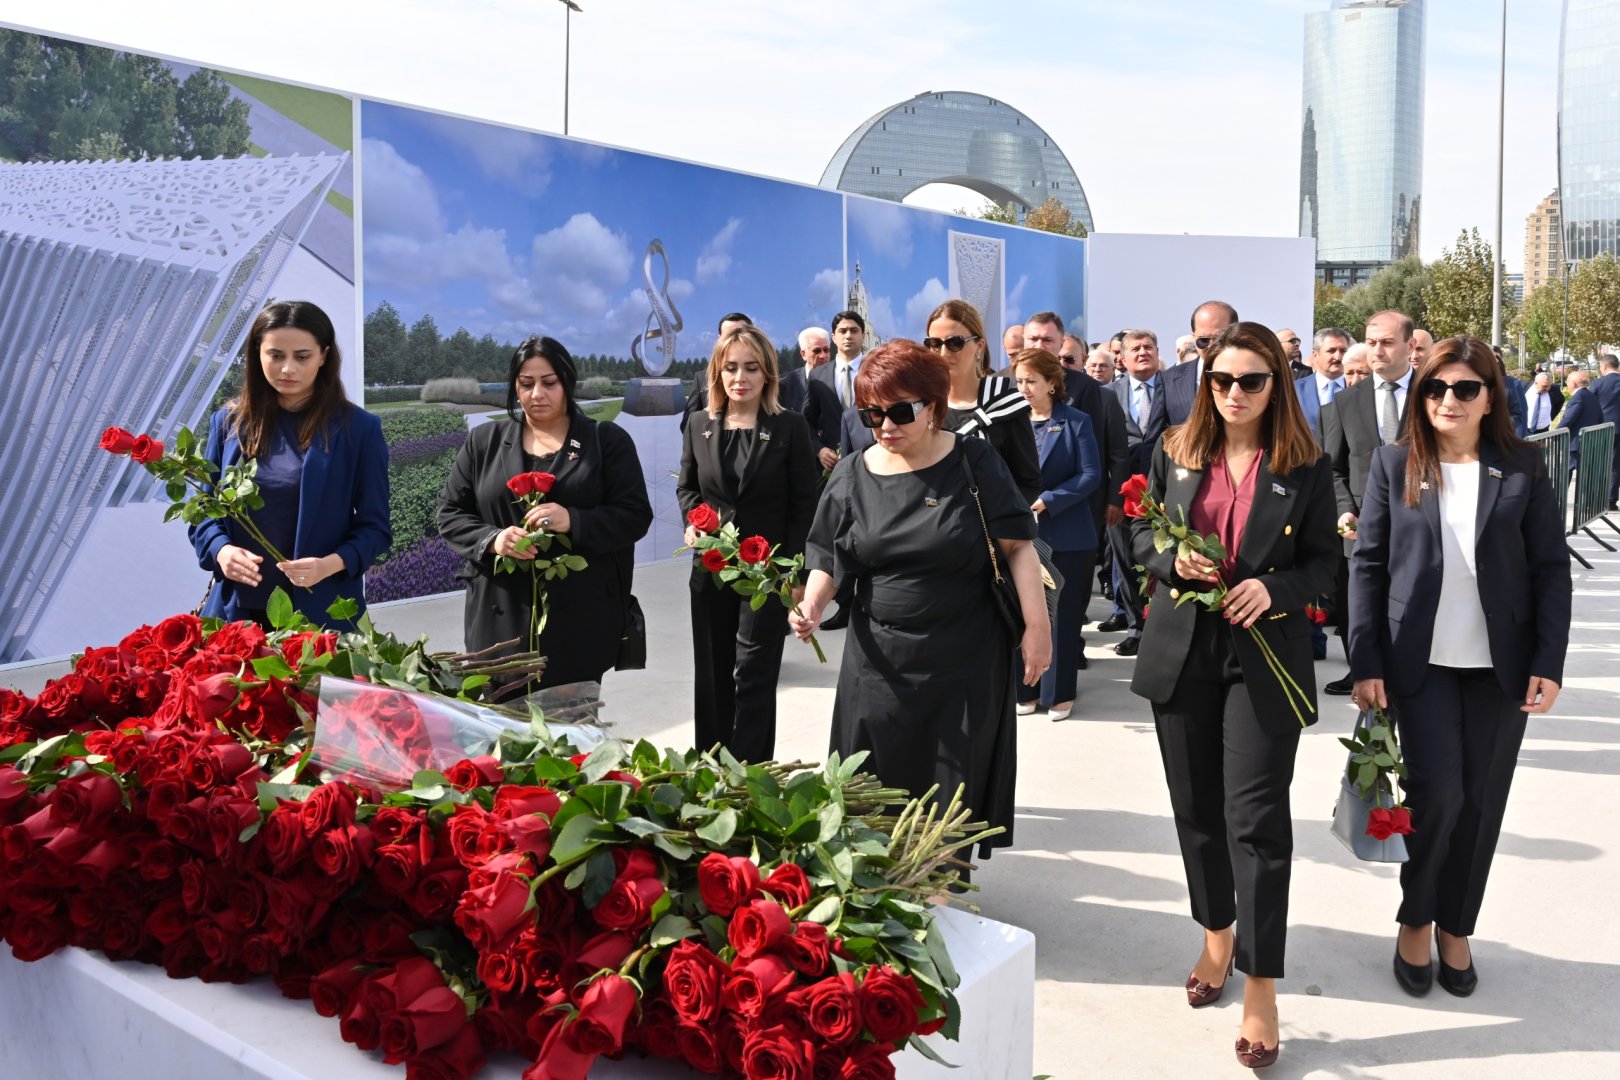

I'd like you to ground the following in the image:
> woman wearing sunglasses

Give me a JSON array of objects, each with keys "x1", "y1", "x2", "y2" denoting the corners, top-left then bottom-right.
[
  {"x1": 791, "y1": 339, "x2": 1051, "y2": 873},
  {"x1": 1348, "y1": 335, "x2": 1569, "y2": 1000},
  {"x1": 925, "y1": 299, "x2": 1043, "y2": 504},
  {"x1": 678, "y1": 325, "x2": 820, "y2": 763},
  {"x1": 1128, "y1": 322, "x2": 1337, "y2": 1070},
  {"x1": 1011, "y1": 347, "x2": 1101, "y2": 721}
]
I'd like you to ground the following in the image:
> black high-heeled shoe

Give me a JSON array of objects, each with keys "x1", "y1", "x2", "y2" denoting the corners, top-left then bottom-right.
[
  {"x1": 1435, "y1": 929, "x2": 1477, "y2": 997},
  {"x1": 1393, "y1": 938, "x2": 1434, "y2": 997}
]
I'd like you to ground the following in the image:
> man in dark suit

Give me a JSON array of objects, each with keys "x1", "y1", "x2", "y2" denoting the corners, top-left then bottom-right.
[
  {"x1": 1101, "y1": 328, "x2": 1169, "y2": 655},
  {"x1": 809, "y1": 310, "x2": 867, "y2": 629},
  {"x1": 1058, "y1": 332, "x2": 1127, "y2": 666},
  {"x1": 1589, "y1": 354, "x2": 1620, "y2": 508},
  {"x1": 680, "y1": 312, "x2": 753, "y2": 432},
  {"x1": 1320, "y1": 309, "x2": 1415, "y2": 694},
  {"x1": 1294, "y1": 328, "x2": 1350, "y2": 444},
  {"x1": 779, "y1": 327, "x2": 841, "y2": 471},
  {"x1": 1278, "y1": 326, "x2": 1310, "y2": 378},
  {"x1": 1557, "y1": 370, "x2": 1599, "y2": 479},
  {"x1": 1161, "y1": 300, "x2": 1239, "y2": 427}
]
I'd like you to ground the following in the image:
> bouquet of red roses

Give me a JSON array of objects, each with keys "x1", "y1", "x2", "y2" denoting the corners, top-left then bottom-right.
[
  {"x1": 681, "y1": 504, "x2": 826, "y2": 663},
  {"x1": 1121, "y1": 474, "x2": 1315, "y2": 725},
  {"x1": 494, "y1": 471, "x2": 588, "y2": 654},
  {"x1": 1340, "y1": 703, "x2": 1414, "y2": 841}
]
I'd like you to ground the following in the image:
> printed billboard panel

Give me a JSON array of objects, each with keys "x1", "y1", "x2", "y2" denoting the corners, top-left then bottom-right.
[{"x1": 0, "y1": 25, "x2": 357, "y2": 663}]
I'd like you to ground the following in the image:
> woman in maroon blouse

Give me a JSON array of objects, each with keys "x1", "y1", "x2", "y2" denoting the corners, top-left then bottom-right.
[{"x1": 1128, "y1": 322, "x2": 1338, "y2": 1070}]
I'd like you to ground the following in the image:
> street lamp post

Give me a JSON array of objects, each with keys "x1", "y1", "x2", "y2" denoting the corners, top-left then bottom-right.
[
  {"x1": 1490, "y1": 0, "x2": 1507, "y2": 348},
  {"x1": 558, "y1": 0, "x2": 582, "y2": 136}
]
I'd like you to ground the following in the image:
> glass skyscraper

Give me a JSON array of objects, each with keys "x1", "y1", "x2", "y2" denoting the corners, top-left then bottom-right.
[
  {"x1": 1298, "y1": 0, "x2": 1426, "y2": 287},
  {"x1": 1559, "y1": 1, "x2": 1620, "y2": 264}
]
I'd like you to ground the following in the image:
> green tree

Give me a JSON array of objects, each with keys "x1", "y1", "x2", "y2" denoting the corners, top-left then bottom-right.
[
  {"x1": 1567, "y1": 252, "x2": 1620, "y2": 360},
  {"x1": 1511, "y1": 282, "x2": 1564, "y2": 361},
  {"x1": 1422, "y1": 228, "x2": 1516, "y2": 340},
  {"x1": 1313, "y1": 280, "x2": 1356, "y2": 335},
  {"x1": 443, "y1": 327, "x2": 479, "y2": 376},
  {"x1": 957, "y1": 200, "x2": 1018, "y2": 225},
  {"x1": 363, "y1": 301, "x2": 408, "y2": 387},
  {"x1": 957, "y1": 196, "x2": 1086, "y2": 237},
  {"x1": 121, "y1": 55, "x2": 179, "y2": 158},
  {"x1": 405, "y1": 313, "x2": 443, "y2": 384},
  {"x1": 1352, "y1": 255, "x2": 1432, "y2": 330},
  {"x1": 176, "y1": 69, "x2": 250, "y2": 158}
]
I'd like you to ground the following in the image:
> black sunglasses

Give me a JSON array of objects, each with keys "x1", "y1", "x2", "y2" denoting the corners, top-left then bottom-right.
[
  {"x1": 1195, "y1": 336, "x2": 1215, "y2": 350},
  {"x1": 922, "y1": 334, "x2": 981, "y2": 353},
  {"x1": 1059, "y1": 355, "x2": 1078, "y2": 364},
  {"x1": 856, "y1": 400, "x2": 929, "y2": 428},
  {"x1": 1419, "y1": 377, "x2": 1485, "y2": 402},
  {"x1": 1206, "y1": 371, "x2": 1275, "y2": 395}
]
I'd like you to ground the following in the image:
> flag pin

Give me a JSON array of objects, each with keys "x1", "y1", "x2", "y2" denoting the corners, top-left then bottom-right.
[
  {"x1": 924, "y1": 496, "x2": 939, "y2": 507},
  {"x1": 1488, "y1": 466, "x2": 1503, "y2": 479},
  {"x1": 1272, "y1": 482, "x2": 1289, "y2": 496}
]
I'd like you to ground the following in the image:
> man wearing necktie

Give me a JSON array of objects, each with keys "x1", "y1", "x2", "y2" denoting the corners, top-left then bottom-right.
[
  {"x1": 1101, "y1": 330, "x2": 1166, "y2": 655},
  {"x1": 1525, "y1": 372, "x2": 1555, "y2": 435},
  {"x1": 1294, "y1": 328, "x2": 1350, "y2": 444},
  {"x1": 808, "y1": 309, "x2": 867, "y2": 629},
  {"x1": 1320, "y1": 310, "x2": 1415, "y2": 695}
]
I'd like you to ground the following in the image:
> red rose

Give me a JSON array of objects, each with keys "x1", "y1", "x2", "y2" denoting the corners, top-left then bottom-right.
[
  {"x1": 738, "y1": 535, "x2": 771, "y2": 564},
  {"x1": 779, "y1": 920, "x2": 831, "y2": 978},
  {"x1": 374, "y1": 841, "x2": 425, "y2": 894},
  {"x1": 379, "y1": 985, "x2": 467, "y2": 1064},
  {"x1": 721, "y1": 955, "x2": 796, "y2": 1019},
  {"x1": 408, "y1": 859, "x2": 470, "y2": 920},
  {"x1": 310, "y1": 960, "x2": 370, "y2": 1018},
  {"x1": 298, "y1": 781, "x2": 359, "y2": 837},
  {"x1": 130, "y1": 435, "x2": 165, "y2": 464},
  {"x1": 496, "y1": 815, "x2": 553, "y2": 862},
  {"x1": 531, "y1": 472, "x2": 556, "y2": 495},
  {"x1": 281, "y1": 631, "x2": 337, "y2": 668},
  {"x1": 592, "y1": 874, "x2": 664, "y2": 932},
  {"x1": 741, "y1": 1024, "x2": 816, "y2": 1080},
  {"x1": 454, "y1": 871, "x2": 534, "y2": 952},
  {"x1": 839, "y1": 1041, "x2": 900, "y2": 1079},
  {"x1": 48, "y1": 771, "x2": 123, "y2": 829},
  {"x1": 728, "y1": 897, "x2": 793, "y2": 958},
  {"x1": 663, "y1": 939, "x2": 729, "y2": 1024},
  {"x1": 153, "y1": 614, "x2": 204, "y2": 662},
  {"x1": 760, "y1": 861, "x2": 810, "y2": 909},
  {"x1": 206, "y1": 621, "x2": 268, "y2": 661},
  {"x1": 687, "y1": 503, "x2": 721, "y2": 534},
  {"x1": 493, "y1": 785, "x2": 562, "y2": 820},
  {"x1": 100, "y1": 426, "x2": 138, "y2": 454},
  {"x1": 561, "y1": 930, "x2": 634, "y2": 991},
  {"x1": 526, "y1": 1020, "x2": 597, "y2": 1080},
  {"x1": 1366, "y1": 806, "x2": 1414, "y2": 840},
  {"x1": 258, "y1": 803, "x2": 311, "y2": 873},
  {"x1": 563, "y1": 973, "x2": 637, "y2": 1056},
  {"x1": 700, "y1": 548, "x2": 729, "y2": 573},
  {"x1": 0, "y1": 765, "x2": 32, "y2": 811},
  {"x1": 446, "y1": 755, "x2": 505, "y2": 791},
  {"x1": 313, "y1": 823, "x2": 376, "y2": 886},
  {"x1": 792, "y1": 971, "x2": 861, "y2": 1046},
  {"x1": 507, "y1": 473, "x2": 537, "y2": 497},
  {"x1": 406, "y1": 1024, "x2": 487, "y2": 1080},
  {"x1": 676, "y1": 1023, "x2": 722, "y2": 1073},
  {"x1": 858, "y1": 966, "x2": 926, "y2": 1044},
  {"x1": 698, "y1": 853, "x2": 761, "y2": 917},
  {"x1": 1120, "y1": 474, "x2": 1150, "y2": 519}
]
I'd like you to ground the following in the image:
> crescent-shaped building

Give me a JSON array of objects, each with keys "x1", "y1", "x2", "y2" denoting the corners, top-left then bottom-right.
[{"x1": 819, "y1": 91, "x2": 1094, "y2": 232}]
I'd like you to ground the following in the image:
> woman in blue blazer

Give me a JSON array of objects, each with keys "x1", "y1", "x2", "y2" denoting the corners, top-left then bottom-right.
[
  {"x1": 189, "y1": 301, "x2": 391, "y2": 630},
  {"x1": 1349, "y1": 335, "x2": 1570, "y2": 999},
  {"x1": 1012, "y1": 348, "x2": 1100, "y2": 720}
]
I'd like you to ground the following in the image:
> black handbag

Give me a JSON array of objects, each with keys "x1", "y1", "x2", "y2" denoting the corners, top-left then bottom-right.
[
  {"x1": 615, "y1": 593, "x2": 647, "y2": 671},
  {"x1": 959, "y1": 449, "x2": 1063, "y2": 641}
]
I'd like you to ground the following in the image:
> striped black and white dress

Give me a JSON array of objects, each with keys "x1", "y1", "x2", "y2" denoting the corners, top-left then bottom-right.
[{"x1": 945, "y1": 376, "x2": 1043, "y2": 504}]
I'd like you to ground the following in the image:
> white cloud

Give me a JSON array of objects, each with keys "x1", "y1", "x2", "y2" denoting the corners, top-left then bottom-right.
[
  {"x1": 360, "y1": 137, "x2": 443, "y2": 240},
  {"x1": 808, "y1": 267, "x2": 844, "y2": 311},
  {"x1": 526, "y1": 213, "x2": 634, "y2": 319},
  {"x1": 903, "y1": 277, "x2": 950, "y2": 335},
  {"x1": 415, "y1": 112, "x2": 553, "y2": 197},
  {"x1": 865, "y1": 294, "x2": 898, "y2": 342},
  {"x1": 695, "y1": 217, "x2": 743, "y2": 283},
  {"x1": 361, "y1": 138, "x2": 516, "y2": 292},
  {"x1": 849, "y1": 200, "x2": 914, "y2": 264}
]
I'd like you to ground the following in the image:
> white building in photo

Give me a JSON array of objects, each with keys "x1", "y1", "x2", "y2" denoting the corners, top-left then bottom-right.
[{"x1": 0, "y1": 152, "x2": 346, "y2": 661}]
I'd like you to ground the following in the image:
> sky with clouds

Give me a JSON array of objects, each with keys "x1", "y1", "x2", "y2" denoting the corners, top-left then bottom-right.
[{"x1": 7, "y1": 0, "x2": 1569, "y2": 273}]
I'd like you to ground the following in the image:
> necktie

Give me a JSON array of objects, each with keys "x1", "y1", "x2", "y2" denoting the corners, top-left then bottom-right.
[
  {"x1": 838, "y1": 363, "x2": 853, "y2": 409},
  {"x1": 1380, "y1": 380, "x2": 1400, "y2": 443},
  {"x1": 1137, "y1": 381, "x2": 1154, "y2": 429}
]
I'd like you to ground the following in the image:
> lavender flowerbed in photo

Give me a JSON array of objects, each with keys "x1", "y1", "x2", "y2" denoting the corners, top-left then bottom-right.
[{"x1": 366, "y1": 536, "x2": 462, "y2": 603}]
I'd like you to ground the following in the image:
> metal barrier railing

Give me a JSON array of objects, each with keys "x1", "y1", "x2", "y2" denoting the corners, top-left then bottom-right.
[
  {"x1": 1572, "y1": 423, "x2": 1619, "y2": 563},
  {"x1": 1526, "y1": 428, "x2": 1588, "y2": 569}
]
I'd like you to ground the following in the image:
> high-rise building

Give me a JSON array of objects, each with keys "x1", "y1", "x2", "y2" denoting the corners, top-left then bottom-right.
[
  {"x1": 1523, "y1": 190, "x2": 1566, "y2": 298},
  {"x1": 1299, "y1": 0, "x2": 1427, "y2": 288},
  {"x1": 1558, "y1": 1, "x2": 1620, "y2": 265}
]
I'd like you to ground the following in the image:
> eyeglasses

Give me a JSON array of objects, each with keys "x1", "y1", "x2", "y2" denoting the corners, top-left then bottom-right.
[
  {"x1": 1281, "y1": 337, "x2": 1301, "y2": 347},
  {"x1": 922, "y1": 334, "x2": 980, "y2": 353},
  {"x1": 1195, "y1": 336, "x2": 1215, "y2": 350},
  {"x1": 1059, "y1": 355, "x2": 1077, "y2": 364},
  {"x1": 805, "y1": 347, "x2": 829, "y2": 355},
  {"x1": 856, "y1": 400, "x2": 929, "y2": 428},
  {"x1": 1206, "y1": 371, "x2": 1275, "y2": 395},
  {"x1": 1418, "y1": 378, "x2": 1485, "y2": 402}
]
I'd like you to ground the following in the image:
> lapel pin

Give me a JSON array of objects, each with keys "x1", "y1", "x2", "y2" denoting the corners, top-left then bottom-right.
[
  {"x1": 569, "y1": 438, "x2": 581, "y2": 449},
  {"x1": 924, "y1": 496, "x2": 939, "y2": 507},
  {"x1": 1420, "y1": 481, "x2": 1430, "y2": 490},
  {"x1": 568, "y1": 451, "x2": 578, "y2": 460},
  {"x1": 760, "y1": 429, "x2": 773, "y2": 442},
  {"x1": 703, "y1": 430, "x2": 713, "y2": 439},
  {"x1": 1284, "y1": 524, "x2": 1293, "y2": 536},
  {"x1": 1488, "y1": 466, "x2": 1503, "y2": 479},
  {"x1": 1272, "y1": 482, "x2": 1289, "y2": 496},
  {"x1": 1175, "y1": 468, "x2": 1190, "y2": 481}
]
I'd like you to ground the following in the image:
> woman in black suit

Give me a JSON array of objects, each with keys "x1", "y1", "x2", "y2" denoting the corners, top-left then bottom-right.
[
  {"x1": 1129, "y1": 322, "x2": 1337, "y2": 1070},
  {"x1": 437, "y1": 337, "x2": 652, "y2": 689},
  {"x1": 678, "y1": 325, "x2": 820, "y2": 762},
  {"x1": 1349, "y1": 335, "x2": 1570, "y2": 998}
]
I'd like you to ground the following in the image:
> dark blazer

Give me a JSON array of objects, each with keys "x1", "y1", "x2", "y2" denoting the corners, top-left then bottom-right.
[
  {"x1": 1560, "y1": 386, "x2": 1600, "y2": 464},
  {"x1": 1322, "y1": 376, "x2": 1410, "y2": 552},
  {"x1": 190, "y1": 403, "x2": 391, "y2": 629},
  {"x1": 1033, "y1": 402, "x2": 1101, "y2": 551},
  {"x1": 1503, "y1": 374, "x2": 1529, "y2": 438},
  {"x1": 780, "y1": 368, "x2": 841, "y2": 453},
  {"x1": 1347, "y1": 440, "x2": 1571, "y2": 699},
  {"x1": 839, "y1": 407, "x2": 876, "y2": 458},
  {"x1": 677, "y1": 407, "x2": 820, "y2": 579},
  {"x1": 1112, "y1": 374, "x2": 1169, "y2": 476},
  {"x1": 1161, "y1": 360, "x2": 1200, "y2": 427},
  {"x1": 1129, "y1": 443, "x2": 1339, "y2": 733},
  {"x1": 1293, "y1": 373, "x2": 1343, "y2": 445},
  {"x1": 436, "y1": 413, "x2": 652, "y2": 683},
  {"x1": 1591, "y1": 371, "x2": 1620, "y2": 426},
  {"x1": 1068, "y1": 371, "x2": 1129, "y2": 517}
]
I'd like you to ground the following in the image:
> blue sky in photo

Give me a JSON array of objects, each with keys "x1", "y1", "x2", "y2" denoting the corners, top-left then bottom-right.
[
  {"x1": 361, "y1": 101, "x2": 846, "y2": 363},
  {"x1": 846, "y1": 197, "x2": 1086, "y2": 346}
]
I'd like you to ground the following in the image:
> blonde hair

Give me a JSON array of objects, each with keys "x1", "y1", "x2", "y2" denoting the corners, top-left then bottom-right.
[{"x1": 706, "y1": 326, "x2": 782, "y2": 417}]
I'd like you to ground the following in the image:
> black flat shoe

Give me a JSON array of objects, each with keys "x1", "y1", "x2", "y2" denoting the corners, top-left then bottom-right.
[
  {"x1": 1097, "y1": 614, "x2": 1128, "y2": 633},
  {"x1": 1324, "y1": 675, "x2": 1355, "y2": 696},
  {"x1": 1113, "y1": 637, "x2": 1139, "y2": 657},
  {"x1": 1393, "y1": 947, "x2": 1433, "y2": 997}
]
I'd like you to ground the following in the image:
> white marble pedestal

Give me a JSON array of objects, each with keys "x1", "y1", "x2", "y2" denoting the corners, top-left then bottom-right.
[{"x1": 0, "y1": 906, "x2": 1033, "y2": 1079}]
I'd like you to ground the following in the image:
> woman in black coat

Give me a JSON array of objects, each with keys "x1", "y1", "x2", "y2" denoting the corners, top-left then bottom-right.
[
  {"x1": 437, "y1": 337, "x2": 652, "y2": 689},
  {"x1": 1349, "y1": 335, "x2": 1570, "y2": 999},
  {"x1": 678, "y1": 325, "x2": 820, "y2": 763},
  {"x1": 1129, "y1": 322, "x2": 1337, "y2": 1071}
]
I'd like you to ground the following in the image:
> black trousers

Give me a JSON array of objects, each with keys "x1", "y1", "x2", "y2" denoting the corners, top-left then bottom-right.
[
  {"x1": 1020, "y1": 547, "x2": 1097, "y2": 706},
  {"x1": 1107, "y1": 520, "x2": 1145, "y2": 635},
  {"x1": 690, "y1": 578, "x2": 788, "y2": 763},
  {"x1": 1389, "y1": 665, "x2": 1527, "y2": 936},
  {"x1": 1153, "y1": 609, "x2": 1300, "y2": 977}
]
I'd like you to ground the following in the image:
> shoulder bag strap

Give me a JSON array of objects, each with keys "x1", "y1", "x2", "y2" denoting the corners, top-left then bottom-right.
[{"x1": 958, "y1": 446, "x2": 1006, "y2": 586}]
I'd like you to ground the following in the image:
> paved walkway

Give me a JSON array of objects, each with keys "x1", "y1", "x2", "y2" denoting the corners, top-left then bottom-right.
[{"x1": 7, "y1": 533, "x2": 1618, "y2": 1077}]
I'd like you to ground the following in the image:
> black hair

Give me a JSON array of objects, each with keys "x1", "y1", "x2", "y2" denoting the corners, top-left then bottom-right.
[
  {"x1": 832, "y1": 309, "x2": 866, "y2": 333},
  {"x1": 716, "y1": 312, "x2": 752, "y2": 333},
  {"x1": 234, "y1": 299, "x2": 347, "y2": 457},
  {"x1": 505, "y1": 336, "x2": 579, "y2": 422},
  {"x1": 1026, "y1": 310, "x2": 1064, "y2": 333}
]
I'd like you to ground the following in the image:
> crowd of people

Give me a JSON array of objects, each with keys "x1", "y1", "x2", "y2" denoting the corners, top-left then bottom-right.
[{"x1": 191, "y1": 295, "x2": 1585, "y2": 1071}]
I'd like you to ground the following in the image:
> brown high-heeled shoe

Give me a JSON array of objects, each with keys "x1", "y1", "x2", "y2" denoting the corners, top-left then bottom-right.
[
  {"x1": 1185, "y1": 955, "x2": 1234, "y2": 1008},
  {"x1": 1234, "y1": 1035, "x2": 1280, "y2": 1069}
]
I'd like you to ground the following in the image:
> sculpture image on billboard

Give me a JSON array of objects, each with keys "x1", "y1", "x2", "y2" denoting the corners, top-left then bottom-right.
[
  {"x1": 0, "y1": 25, "x2": 356, "y2": 664},
  {"x1": 843, "y1": 196, "x2": 1086, "y2": 361},
  {"x1": 358, "y1": 101, "x2": 847, "y2": 602}
]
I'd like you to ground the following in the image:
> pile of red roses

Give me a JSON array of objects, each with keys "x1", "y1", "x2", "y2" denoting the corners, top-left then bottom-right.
[{"x1": 0, "y1": 613, "x2": 963, "y2": 1078}]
